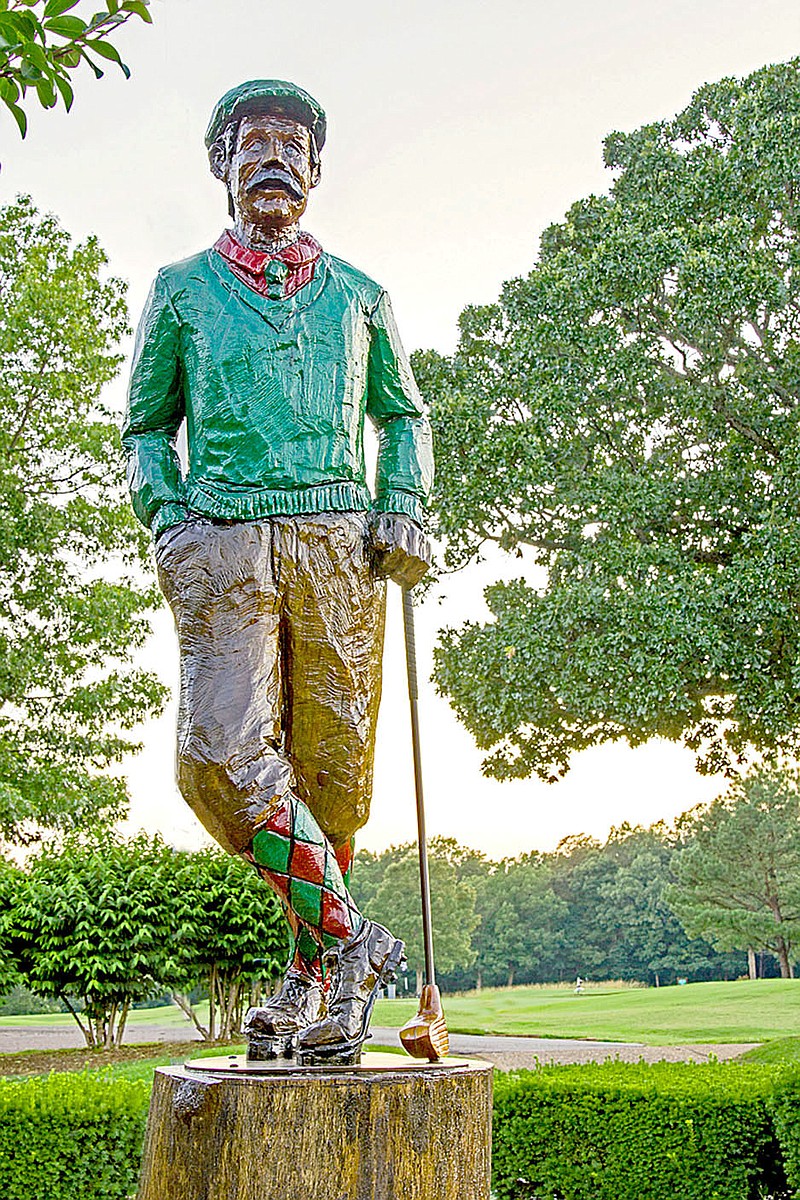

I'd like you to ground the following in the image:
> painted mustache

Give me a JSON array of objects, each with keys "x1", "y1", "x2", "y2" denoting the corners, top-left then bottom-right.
[{"x1": 247, "y1": 167, "x2": 304, "y2": 201}]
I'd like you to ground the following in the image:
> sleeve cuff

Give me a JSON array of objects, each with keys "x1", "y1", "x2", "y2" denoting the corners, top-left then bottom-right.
[
  {"x1": 151, "y1": 502, "x2": 191, "y2": 541},
  {"x1": 373, "y1": 491, "x2": 424, "y2": 526}
]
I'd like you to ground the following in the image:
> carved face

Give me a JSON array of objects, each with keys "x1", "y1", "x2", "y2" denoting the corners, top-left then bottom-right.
[{"x1": 223, "y1": 112, "x2": 319, "y2": 231}]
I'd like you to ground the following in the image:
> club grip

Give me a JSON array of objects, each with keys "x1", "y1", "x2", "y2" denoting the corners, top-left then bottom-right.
[{"x1": 402, "y1": 587, "x2": 419, "y2": 702}]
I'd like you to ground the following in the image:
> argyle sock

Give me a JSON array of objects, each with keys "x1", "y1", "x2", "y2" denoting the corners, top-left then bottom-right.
[
  {"x1": 335, "y1": 838, "x2": 355, "y2": 890},
  {"x1": 285, "y1": 907, "x2": 323, "y2": 979},
  {"x1": 249, "y1": 792, "x2": 363, "y2": 949},
  {"x1": 288, "y1": 841, "x2": 356, "y2": 969}
]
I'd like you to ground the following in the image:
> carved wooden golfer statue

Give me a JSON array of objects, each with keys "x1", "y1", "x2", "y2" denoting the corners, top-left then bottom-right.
[{"x1": 123, "y1": 80, "x2": 434, "y2": 1065}]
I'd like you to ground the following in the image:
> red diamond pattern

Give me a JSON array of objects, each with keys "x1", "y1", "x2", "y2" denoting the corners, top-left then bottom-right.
[
  {"x1": 249, "y1": 791, "x2": 362, "y2": 948},
  {"x1": 290, "y1": 840, "x2": 326, "y2": 886},
  {"x1": 264, "y1": 869, "x2": 291, "y2": 903},
  {"x1": 334, "y1": 841, "x2": 353, "y2": 878},
  {"x1": 321, "y1": 890, "x2": 357, "y2": 941},
  {"x1": 270, "y1": 799, "x2": 292, "y2": 837}
]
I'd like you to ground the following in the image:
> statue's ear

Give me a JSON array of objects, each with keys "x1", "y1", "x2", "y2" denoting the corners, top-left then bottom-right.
[
  {"x1": 208, "y1": 140, "x2": 228, "y2": 183},
  {"x1": 310, "y1": 160, "x2": 321, "y2": 188}
]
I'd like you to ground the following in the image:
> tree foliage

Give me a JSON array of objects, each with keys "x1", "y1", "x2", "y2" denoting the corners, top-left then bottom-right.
[
  {"x1": 368, "y1": 839, "x2": 479, "y2": 990},
  {"x1": 0, "y1": 196, "x2": 165, "y2": 842},
  {"x1": 595, "y1": 847, "x2": 697, "y2": 987},
  {"x1": 0, "y1": 858, "x2": 21, "y2": 997},
  {"x1": 668, "y1": 767, "x2": 800, "y2": 978},
  {"x1": 348, "y1": 843, "x2": 411, "y2": 913},
  {"x1": 549, "y1": 826, "x2": 741, "y2": 987},
  {"x1": 169, "y1": 847, "x2": 288, "y2": 1041},
  {"x1": 417, "y1": 58, "x2": 800, "y2": 782},
  {"x1": 5, "y1": 835, "x2": 289, "y2": 1046},
  {"x1": 354, "y1": 828, "x2": 749, "y2": 991},
  {"x1": 472, "y1": 856, "x2": 566, "y2": 987},
  {"x1": 8, "y1": 833, "x2": 180, "y2": 1047},
  {"x1": 0, "y1": 0, "x2": 152, "y2": 142}
]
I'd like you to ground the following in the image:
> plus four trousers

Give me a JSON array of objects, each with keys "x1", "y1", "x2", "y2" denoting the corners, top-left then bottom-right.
[{"x1": 156, "y1": 513, "x2": 387, "y2": 968}]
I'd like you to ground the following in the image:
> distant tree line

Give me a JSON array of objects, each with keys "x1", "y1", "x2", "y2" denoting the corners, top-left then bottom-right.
[
  {"x1": 0, "y1": 765, "x2": 794, "y2": 1040},
  {"x1": 351, "y1": 767, "x2": 800, "y2": 991}
]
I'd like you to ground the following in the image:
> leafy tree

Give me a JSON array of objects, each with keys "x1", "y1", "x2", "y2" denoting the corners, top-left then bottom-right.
[
  {"x1": 428, "y1": 835, "x2": 490, "y2": 881},
  {"x1": 350, "y1": 843, "x2": 413, "y2": 913},
  {"x1": 8, "y1": 835, "x2": 290, "y2": 1047},
  {"x1": 357, "y1": 829, "x2": 747, "y2": 990},
  {"x1": 594, "y1": 845, "x2": 722, "y2": 986},
  {"x1": 0, "y1": 196, "x2": 165, "y2": 843},
  {"x1": 371, "y1": 844, "x2": 479, "y2": 993},
  {"x1": 352, "y1": 836, "x2": 487, "y2": 912},
  {"x1": 417, "y1": 58, "x2": 800, "y2": 782},
  {"x1": 472, "y1": 856, "x2": 567, "y2": 987},
  {"x1": 550, "y1": 825, "x2": 746, "y2": 985},
  {"x1": 667, "y1": 767, "x2": 800, "y2": 978},
  {"x1": 544, "y1": 834, "x2": 600, "y2": 981},
  {"x1": 169, "y1": 847, "x2": 288, "y2": 1042},
  {"x1": 8, "y1": 833, "x2": 181, "y2": 1047},
  {"x1": 0, "y1": 858, "x2": 22, "y2": 997},
  {"x1": 0, "y1": 983, "x2": 61, "y2": 1013},
  {"x1": 0, "y1": 0, "x2": 152, "y2": 141},
  {"x1": 352, "y1": 837, "x2": 488, "y2": 993}
]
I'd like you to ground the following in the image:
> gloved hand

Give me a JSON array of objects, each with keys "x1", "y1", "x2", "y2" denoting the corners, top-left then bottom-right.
[{"x1": 368, "y1": 512, "x2": 432, "y2": 589}]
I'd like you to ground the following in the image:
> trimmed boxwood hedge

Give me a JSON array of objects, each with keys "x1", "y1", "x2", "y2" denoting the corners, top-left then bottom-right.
[
  {"x1": 0, "y1": 1059, "x2": 798, "y2": 1198},
  {"x1": 493, "y1": 1061, "x2": 789, "y2": 1200},
  {"x1": 771, "y1": 1073, "x2": 800, "y2": 1194},
  {"x1": 0, "y1": 1071, "x2": 149, "y2": 1200}
]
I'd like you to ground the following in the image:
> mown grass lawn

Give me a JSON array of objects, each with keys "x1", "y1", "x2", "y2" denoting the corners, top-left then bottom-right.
[
  {"x1": 373, "y1": 978, "x2": 800, "y2": 1044},
  {"x1": 1, "y1": 978, "x2": 797, "y2": 1048},
  {"x1": 739, "y1": 1036, "x2": 800, "y2": 1064},
  {"x1": 0, "y1": 1003, "x2": 199, "y2": 1030}
]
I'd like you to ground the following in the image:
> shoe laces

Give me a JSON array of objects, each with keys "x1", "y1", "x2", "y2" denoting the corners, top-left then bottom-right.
[{"x1": 279, "y1": 970, "x2": 316, "y2": 1007}]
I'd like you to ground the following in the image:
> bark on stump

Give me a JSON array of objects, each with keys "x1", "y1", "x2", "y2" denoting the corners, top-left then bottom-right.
[{"x1": 137, "y1": 1054, "x2": 492, "y2": 1200}]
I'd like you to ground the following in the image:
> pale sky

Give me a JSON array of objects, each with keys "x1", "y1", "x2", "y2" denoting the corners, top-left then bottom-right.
[{"x1": 2, "y1": 0, "x2": 798, "y2": 857}]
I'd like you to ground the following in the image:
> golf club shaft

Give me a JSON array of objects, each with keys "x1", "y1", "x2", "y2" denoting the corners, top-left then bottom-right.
[{"x1": 402, "y1": 586, "x2": 436, "y2": 988}]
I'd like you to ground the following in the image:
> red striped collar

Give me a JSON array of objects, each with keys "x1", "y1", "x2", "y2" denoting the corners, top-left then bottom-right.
[{"x1": 213, "y1": 228, "x2": 322, "y2": 298}]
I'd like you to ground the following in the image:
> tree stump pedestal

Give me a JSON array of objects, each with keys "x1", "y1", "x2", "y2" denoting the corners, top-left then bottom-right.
[{"x1": 137, "y1": 1052, "x2": 493, "y2": 1200}]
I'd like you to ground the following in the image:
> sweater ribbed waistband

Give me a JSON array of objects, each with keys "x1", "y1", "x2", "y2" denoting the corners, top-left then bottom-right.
[{"x1": 184, "y1": 480, "x2": 373, "y2": 521}]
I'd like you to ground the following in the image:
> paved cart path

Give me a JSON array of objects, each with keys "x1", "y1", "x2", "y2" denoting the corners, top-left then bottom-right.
[
  {"x1": 0, "y1": 1022, "x2": 758, "y2": 1068},
  {"x1": 370, "y1": 1028, "x2": 757, "y2": 1069},
  {"x1": 0, "y1": 1023, "x2": 196, "y2": 1053}
]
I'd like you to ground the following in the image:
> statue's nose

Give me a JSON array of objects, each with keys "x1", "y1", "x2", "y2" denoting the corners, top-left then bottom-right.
[{"x1": 262, "y1": 136, "x2": 287, "y2": 162}]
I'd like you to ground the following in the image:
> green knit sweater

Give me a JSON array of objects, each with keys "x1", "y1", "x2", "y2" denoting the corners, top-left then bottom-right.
[{"x1": 123, "y1": 246, "x2": 433, "y2": 538}]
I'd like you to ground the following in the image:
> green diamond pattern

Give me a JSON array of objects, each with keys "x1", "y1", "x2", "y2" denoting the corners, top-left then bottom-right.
[
  {"x1": 323, "y1": 852, "x2": 340, "y2": 892},
  {"x1": 290, "y1": 876, "x2": 323, "y2": 927},
  {"x1": 252, "y1": 828, "x2": 291, "y2": 875},
  {"x1": 295, "y1": 927, "x2": 319, "y2": 965},
  {"x1": 293, "y1": 803, "x2": 322, "y2": 844}
]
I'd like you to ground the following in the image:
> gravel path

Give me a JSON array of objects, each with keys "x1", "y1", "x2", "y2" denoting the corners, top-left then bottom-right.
[
  {"x1": 0, "y1": 1022, "x2": 758, "y2": 1068},
  {"x1": 0, "y1": 1023, "x2": 199, "y2": 1053},
  {"x1": 369, "y1": 1027, "x2": 759, "y2": 1070}
]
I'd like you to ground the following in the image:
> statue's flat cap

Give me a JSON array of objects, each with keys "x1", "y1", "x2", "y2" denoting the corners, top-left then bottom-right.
[{"x1": 205, "y1": 80, "x2": 326, "y2": 151}]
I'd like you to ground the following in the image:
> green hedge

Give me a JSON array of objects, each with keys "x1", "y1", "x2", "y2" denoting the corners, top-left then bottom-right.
[
  {"x1": 0, "y1": 1071, "x2": 149, "y2": 1200},
  {"x1": 0, "y1": 1059, "x2": 797, "y2": 1199},
  {"x1": 771, "y1": 1073, "x2": 800, "y2": 1193},
  {"x1": 493, "y1": 1061, "x2": 788, "y2": 1200}
]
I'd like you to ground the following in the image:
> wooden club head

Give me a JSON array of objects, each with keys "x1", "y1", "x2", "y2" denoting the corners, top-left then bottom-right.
[{"x1": 399, "y1": 983, "x2": 449, "y2": 1061}]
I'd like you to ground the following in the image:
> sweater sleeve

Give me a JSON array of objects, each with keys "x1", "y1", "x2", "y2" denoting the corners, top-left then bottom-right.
[
  {"x1": 365, "y1": 291, "x2": 434, "y2": 526},
  {"x1": 122, "y1": 272, "x2": 189, "y2": 538}
]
